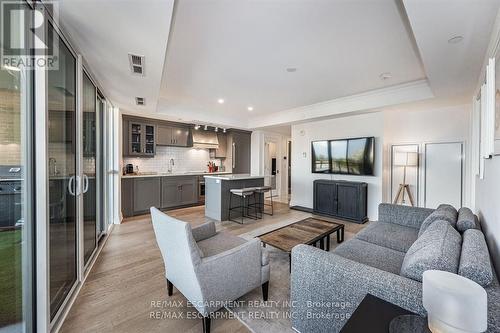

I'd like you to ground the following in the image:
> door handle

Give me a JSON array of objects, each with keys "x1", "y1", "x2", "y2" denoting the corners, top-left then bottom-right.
[
  {"x1": 68, "y1": 176, "x2": 75, "y2": 196},
  {"x1": 232, "y1": 143, "x2": 236, "y2": 168},
  {"x1": 83, "y1": 174, "x2": 89, "y2": 194}
]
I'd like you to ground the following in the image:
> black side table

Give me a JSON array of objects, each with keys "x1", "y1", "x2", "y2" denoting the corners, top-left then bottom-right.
[{"x1": 340, "y1": 294, "x2": 427, "y2": 333}]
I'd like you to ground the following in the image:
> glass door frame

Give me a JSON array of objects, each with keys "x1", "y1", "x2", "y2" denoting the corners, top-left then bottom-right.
[
  {"x1": 35, "y1": 6, "x2": 81, "y2": 331},
  {"x1": 80, "y1": 67, "x2": 101, "y2": 272},
  {"x1": 34, "y1": 3, "x2": 112, "y2": 332}
]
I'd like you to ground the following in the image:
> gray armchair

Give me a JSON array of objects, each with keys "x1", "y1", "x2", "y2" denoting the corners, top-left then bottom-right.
[{"x1": 150, "y1": 207, "x2": 270, "y2": 333}]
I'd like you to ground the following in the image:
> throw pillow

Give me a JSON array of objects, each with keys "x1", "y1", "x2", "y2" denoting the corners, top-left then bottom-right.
[
  {"x1": 418, "y1": 204, "x2": 458, "y2": 237},
  {"x1": 458, "y1": 229, "x2": 493, "y2": 287},
  {"x1": 401, "y1": 220, "x2": 461, "y2": 282},
  {"x1": 456, "y1": 207, "x2": 481, "y2": 233}
]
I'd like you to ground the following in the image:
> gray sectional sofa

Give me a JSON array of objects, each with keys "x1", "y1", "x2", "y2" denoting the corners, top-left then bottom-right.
[{"x1": 290, "y1": 203, "x2": 500, "y2": 333}]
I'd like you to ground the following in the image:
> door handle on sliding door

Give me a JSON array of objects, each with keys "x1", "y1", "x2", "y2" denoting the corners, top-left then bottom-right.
[
  {"x1": 83, "y1": 174, "x2": 89, "y2": 194},
  {"x1": 68, "y1": 175, "x2": 82, "y2": 196},
  {"x1": 68, "y1": 176, "x2": 75, "y2": 196}
]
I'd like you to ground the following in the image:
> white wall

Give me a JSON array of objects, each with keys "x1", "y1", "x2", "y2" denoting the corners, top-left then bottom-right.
[
  {"x1": 291, "y1": 112, "x2": 384, "y2": 221},
  {"x1": 475, "y1": 158, "x2": 500, "y2": 274},
  {"x1": 290, "y1": 104, "x2": 471, "y2": 221},
  {"x1": 383, "y1": 104, "x2": 471, "y2": 206}
]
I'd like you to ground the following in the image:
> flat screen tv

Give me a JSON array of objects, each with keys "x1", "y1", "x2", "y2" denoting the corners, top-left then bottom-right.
[{"x1": 311, "y1": 137, "x2": 375, "y2": 175}]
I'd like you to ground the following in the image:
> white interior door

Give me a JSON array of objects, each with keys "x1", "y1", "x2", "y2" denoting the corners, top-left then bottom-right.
[
  {"x1": 264, "y1": 141, "x2": 279, "y2": 198},
  {"x1": 424, "y1": 142, "x2": 463, "y2": 209}
]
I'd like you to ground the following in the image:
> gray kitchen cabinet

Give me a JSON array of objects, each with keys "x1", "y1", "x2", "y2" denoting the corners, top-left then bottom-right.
[
  {"x1": 121, "y1": 178, "x2": 134, "y2": 217},
  {"x1": 172, "y1": 127, "x2": 191, "y2": 147},
  {"x1": 161, "y1": 178, "x2": 180, "y2": 208},
  {"x1": 157, "y1": 125, "x2": 191, "y2": 147},
  {"x1": 133, "y1": 177, "x2": 161, "y2": 214},
  {"x1": 214, "y1": 132, "x2": 227, "y2": 158},
  {"x1": 161, "y1": 176, "x2": 198, "y2": 208},
  {"x1": 126, "y1": 121, "x2": 155, "y2": 157},
  {"x1": 156, "y1": 125, "x2": 173, "y2": 146},
  {"x1": 230, "y1": 131, "x2": 251, "y2": 173},
  {"x1": 179, "y1": 177, "x2": 198, "y2": 205}
]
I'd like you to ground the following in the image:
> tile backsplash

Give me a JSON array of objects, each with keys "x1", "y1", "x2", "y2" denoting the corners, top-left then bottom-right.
[{"x1": 123, "y1": 146, "x2": 225, "y2": 173}]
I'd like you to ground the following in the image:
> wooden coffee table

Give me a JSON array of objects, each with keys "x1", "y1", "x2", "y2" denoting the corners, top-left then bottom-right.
[{"x1": 258, "y1": 217, "x2": 344, "y2": 271}]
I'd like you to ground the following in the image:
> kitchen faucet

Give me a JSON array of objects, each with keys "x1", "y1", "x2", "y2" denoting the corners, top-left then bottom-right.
[{"x1": 168, "y1": 158, "x2": 175, "y2": 173}]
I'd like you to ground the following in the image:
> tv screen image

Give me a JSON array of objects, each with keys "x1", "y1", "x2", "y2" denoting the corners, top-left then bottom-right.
[
  {"x1": 347, "y1": 137, "x2": 374, "y2": 175},
  {"x1": 311, "y1": 141, "x2": 330, "y2": 173},
  {"x1": 330, "y1": 140, "x2": 348, "y2": 174},
  {"x1": 312, "y1": 137, "x2": 375, "y2": 175}
]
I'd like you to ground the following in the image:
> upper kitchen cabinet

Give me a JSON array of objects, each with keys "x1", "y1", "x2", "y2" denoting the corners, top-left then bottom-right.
[
  {"x1": 228, "y1": 130, "x2": 251, "y2": 173},
  {"x1": 214, "y1": 132, "x2": 227, "y2": 158},
  {"x1": 157, "y1": 125, "x2": 191, "y2": 147},
  {"x1": 123, "y1": 117, "x2": 156, "y2": 157}
]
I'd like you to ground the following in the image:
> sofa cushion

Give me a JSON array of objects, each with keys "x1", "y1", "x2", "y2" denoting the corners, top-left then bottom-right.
[
  {"x1": 355, "y1": 221, "x2": 419, "y2": 252},
  {"x1": 456, "y1": 207, "x2": 481, "y2": 233},
  {"x1": 333, "y1": 238, "x2": 406, "y2": 274},
  {"x1": 459, "y1": 229, "x2": 493, "y2": 287},
  {"x1": 401, "y1": 220, "x2": 461, "y2": 282},
  {"x1": 197, "y1": 231, "x2": 246, "y2": 257},
  {"x1": 418, "y1": 204, "x2": 458, "y2": 237},
  {"x1": 378, "y1": 203, "x2": 434, "y2": 230}
]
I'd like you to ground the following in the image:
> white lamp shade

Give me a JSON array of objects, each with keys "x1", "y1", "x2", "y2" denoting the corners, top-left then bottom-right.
[
  {"x1": 423, "y1": 270, "x2": 487, "y2": 333},
  {"x1": 394, "y1": 151, "x2": 418, "y2": 167}
]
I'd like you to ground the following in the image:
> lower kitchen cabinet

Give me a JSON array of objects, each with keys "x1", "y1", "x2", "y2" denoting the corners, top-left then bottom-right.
[
  {"x1": 133, "y1": 177, "x2": 161, "y2": 214},
  {"x1": 122, "y1": 175, "x2": 199, "y2": 217},
  {"x1": 161, "y1": 176, "x2": 198, "y2": 208}
]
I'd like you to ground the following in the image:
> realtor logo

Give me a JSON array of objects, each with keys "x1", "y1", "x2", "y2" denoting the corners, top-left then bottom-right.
[{"x1": 1, "y1": 1, "x2": 59, "y2": 70}]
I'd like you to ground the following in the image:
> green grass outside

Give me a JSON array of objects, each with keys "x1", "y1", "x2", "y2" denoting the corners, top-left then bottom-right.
[{"x1": 0, "y1": 230, "x2": 22, "y2": 327}]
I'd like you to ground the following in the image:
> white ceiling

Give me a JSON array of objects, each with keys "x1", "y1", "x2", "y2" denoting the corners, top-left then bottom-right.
[
  {"x1": 56, "y1": 0, "x2": 500, "y2": 129},
  {"x1": 403, "y1": 0, "x2": 499, "y2": 98},
  {"x1": 158, "y1": 0, "x2": 426, "y2": 126},
  {"x1": 57, "y1": 0, "x2": 174, "y2": 114}
]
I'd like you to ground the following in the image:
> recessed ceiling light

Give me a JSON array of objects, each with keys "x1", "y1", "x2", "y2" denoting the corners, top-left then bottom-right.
[
  {"x1": 286, "y1": 67, "x2": 297, "y2": 73},
  {"x1": 247, "y1": 106, "x2": 254, "y2": 111},
  {"x1": 217, "y1": 98, "x2": 225, "y2": 104},
  {"x1": 448, "y1": 36, "x2": 464, "y2": 44},
  {"x1": 379, "y1": 72, "x2": 392, "y2": 80}
]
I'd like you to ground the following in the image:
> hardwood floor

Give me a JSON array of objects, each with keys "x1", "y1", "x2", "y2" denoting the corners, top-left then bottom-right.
[{"x1": 60, "y1": 203, "x2": 366, "y2": 333}]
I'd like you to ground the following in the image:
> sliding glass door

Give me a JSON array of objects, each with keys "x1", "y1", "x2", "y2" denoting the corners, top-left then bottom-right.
[
  {"x1": 82, "y1": 73, "x2": 97, "y2": 265},
  {"x1": 0, "y1": 2, "x2": 34, "y2": 331},
  {"x1": 47, "y1": 26, "x2": 77, "y2": 320},
  {"x1": 97, "y1": 94, "x2": 106, "y2": 239}
]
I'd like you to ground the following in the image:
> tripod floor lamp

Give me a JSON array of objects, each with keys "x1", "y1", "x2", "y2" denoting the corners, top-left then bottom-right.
[{"x1": 393, "y1": 151, "x2": 418, "y2": 206}]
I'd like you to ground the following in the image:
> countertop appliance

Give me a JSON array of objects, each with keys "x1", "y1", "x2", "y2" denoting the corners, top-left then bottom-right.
[{"x1": 126, "y1": 164, "x2": 134, "y2": 174}]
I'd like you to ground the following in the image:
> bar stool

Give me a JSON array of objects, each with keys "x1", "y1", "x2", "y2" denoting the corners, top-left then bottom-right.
[
  {"x1": 253, "y1": 186, "x2": 274, "y2": 216},
  {"x1": 228, "y1": 187, "x2": 258, "y2": 224}
]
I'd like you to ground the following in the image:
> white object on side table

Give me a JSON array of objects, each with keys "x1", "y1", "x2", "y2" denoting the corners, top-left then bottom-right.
[{"x1": 423, "y1": 270, "x2": 487, "y2": 333}]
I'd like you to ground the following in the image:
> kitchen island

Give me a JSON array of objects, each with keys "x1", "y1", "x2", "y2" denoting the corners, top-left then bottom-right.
[{"x1": 204, "y1": 174, "x2": 265, "y2": 221}]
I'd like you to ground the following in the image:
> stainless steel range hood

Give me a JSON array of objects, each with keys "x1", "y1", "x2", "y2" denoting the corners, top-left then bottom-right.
[{"x1": 192, "y1": 130, "x2": 219, "y2": 149}]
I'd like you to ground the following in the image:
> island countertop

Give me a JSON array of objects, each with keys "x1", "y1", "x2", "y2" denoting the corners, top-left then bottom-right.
[{"x1": 203, "y1": 174, "x2": 264, "y2": 181}]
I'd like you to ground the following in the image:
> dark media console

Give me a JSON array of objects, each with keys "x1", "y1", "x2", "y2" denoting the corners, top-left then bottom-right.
[{"x1": 313, "y1": 179, "x2": 368, "y2": 223}]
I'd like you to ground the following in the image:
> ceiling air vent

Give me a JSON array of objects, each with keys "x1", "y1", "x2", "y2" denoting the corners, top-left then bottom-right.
[
  {"x1": 135, "y1": 97, "x2": 145, "y2": 106},
  {"x1": 128, "y1": 53, "x2": 145, "y2": 76}
]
